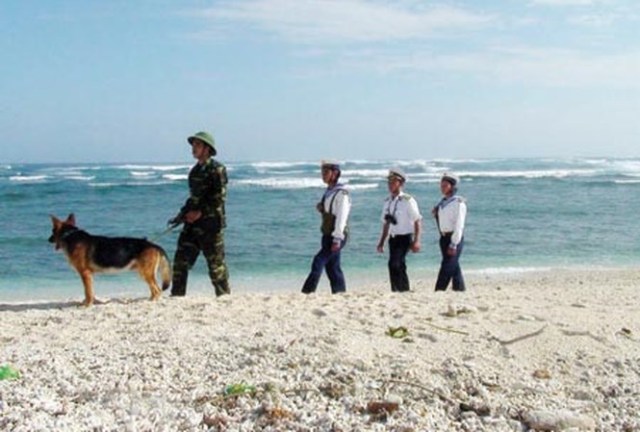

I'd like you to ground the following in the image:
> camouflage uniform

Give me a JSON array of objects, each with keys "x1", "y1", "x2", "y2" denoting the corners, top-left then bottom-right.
[{"x1": 171, "y1": 158, "x2": 230, "y2": 296}]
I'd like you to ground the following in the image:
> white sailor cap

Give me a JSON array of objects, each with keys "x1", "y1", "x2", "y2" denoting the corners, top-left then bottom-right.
[
  {"x1": 321, "y1": 160, "x2": 341, "y2": 170},
  {"x1": 441, "y1": 172, "x2": 460, "y2": 186},
  {"x1": 387, "y1": 168, "x2": 407, "y2": 182}
]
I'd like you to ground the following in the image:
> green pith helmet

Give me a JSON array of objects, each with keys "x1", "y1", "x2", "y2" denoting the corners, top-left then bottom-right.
[{"x1": 187, "y1": 131, "x2": 216, "y2": 155}]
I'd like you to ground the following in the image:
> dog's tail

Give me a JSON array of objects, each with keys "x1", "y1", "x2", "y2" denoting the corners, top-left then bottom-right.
[{"x1": 156, "y1": 246, "x2": 172, "y2": 291}]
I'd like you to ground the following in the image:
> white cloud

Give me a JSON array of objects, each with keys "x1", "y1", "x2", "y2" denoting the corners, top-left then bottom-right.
[
  {"x1": 188, "y1": 0, "x2": 640, "y2": 89},
  {"x1": 335, "y1": 46, "x2": 640, "y2": 88},
  {"x1": 197, "y1": 0, "x2": 493, "y2": 44},
  {"x1": 530, "y1": 0, "x2": 598, "y2": 6},
  {"x1": 567, "y1": 13, "x2": 617, "y2": 26},
  {"x1": 485, "y1": 47, "x2": 640, "y2": 88}
]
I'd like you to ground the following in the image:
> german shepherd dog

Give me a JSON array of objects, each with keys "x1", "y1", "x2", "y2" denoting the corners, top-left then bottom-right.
[{"x1": 49, "y1": 214, "x2": 171, "y2": 306}]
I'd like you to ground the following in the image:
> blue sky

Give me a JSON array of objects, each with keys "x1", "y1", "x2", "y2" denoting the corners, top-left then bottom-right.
[{"x1": 1, "y1": 0, "x2": 638, "y2": 163}]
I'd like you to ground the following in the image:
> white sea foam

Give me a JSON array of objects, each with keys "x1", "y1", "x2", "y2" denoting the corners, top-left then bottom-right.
[
  {"x1": 250, "y1": 161, "x2": 312, "y2": 170},
  {"x1": 116, "y1": 164, "x2": 189, "y2": 171},
  {"x1": 410, "y1": 178, "x2": 441, "y2": 184},
  {"x1": 458, "y1": 169, "x2": 598, "y2": 179},
  {"x1": 162, "y1": 174, "x2": 188, "y2": 181},
  {"x1": 432, "y1": 158, "x2": 503, "y2": 164},
  {"x1": 262, "y1": 169, "x2": 309, "y2": 175},
  {"x1": 610, "y1": 160, "x2": 640, "y2": 175},
  {"x1": 116, "y1": 164, "x2": 155, "y2": 170},
  {"x1": 149, "y1": 165, "x2": 190, "y2": 171},
  {"x1": 391, "y1": 159, "x2": 437, "y2": 168},
  {"x1": 470, "y1": 266, "x2": 553, "y2": 275},
  {"x1": 614, "y1": 180, "x2": 640, "y2": 184},
  {"x1": 130, "y1": 171, "x2": 155, "y2": 177},
  {"x1": 133, "y1": 181, "x2": 176, "y2": 186},
  {"x1": 58, "y1": 170, "x2": 84, "y2": 177},
  {"x1": 345, "y1": 183, "x2": 379, "y2": 190},
  {"x1": 235, "y1": 177, "x2": 324, "y2": 189},
  {"x1": 341, "y1": 169, "x2": 389, "y2": 178},
  {"x1": 89, "y1": 182, "x2": 118, "y2": 188},
  {"x1": 9, "y1": 175, "x2": 48, "y2": 182},
  {"x1": 89, "y1": 180, "x2": 175, "y2": 188},
  {"x1": 345, "y1": 159, "x2": 378, "y2": 165},
  {"x1": 64, "y1": 176, "x2": 95, "y2": 181},
  {"x1": 583, "y1": 158, "x2": 609, "y2": 165},
  {"x1": 41, "y1": 166, "x2": 93, "y2": 174}
]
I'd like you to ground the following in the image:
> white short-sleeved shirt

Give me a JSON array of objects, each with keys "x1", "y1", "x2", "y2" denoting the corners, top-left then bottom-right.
[
  {"x1": 380, "y1": 192, "x2": 422, "y2": 236},
  {"x1": 436, "y1": 195, "x2": 467, "y2": 247}
]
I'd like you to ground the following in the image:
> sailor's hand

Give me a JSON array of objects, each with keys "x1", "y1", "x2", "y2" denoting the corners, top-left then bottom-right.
[
  {"x1": 431, "y1": 207, "x2": 438, "y2": 218},
  {"x1": 184, "y1": 211, "x2": 202, "y2": 224},
  {"x1": 410, "y1": 241, "x2": 421, "y2": 253},
  {"x1": 447, "y1": 246, "x2": 457, "y2": 256},
  {"x1": 331, "y1": 241, "x2": 341, "y2": 253},
  {"x1": 167, "y1": 216, "x2": 180, "y2": 226},
  {"x1": 316, "y1": 202, "x2": 323, "y2": 213},
  {"x1": 376, "y1": 243, "x2": 384, "y2": 253}
]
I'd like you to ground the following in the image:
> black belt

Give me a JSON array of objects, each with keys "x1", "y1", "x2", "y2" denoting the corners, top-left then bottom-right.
[
  {"x1": 440, "y1": 231, "x2": 453, "y2": 236},
  {"x1": 390, "y1": 233, "x2": 412, "y2": 238}
]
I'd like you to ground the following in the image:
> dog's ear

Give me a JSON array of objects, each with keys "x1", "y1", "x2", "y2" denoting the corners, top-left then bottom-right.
[
  {"x1": 50, "y1": 215, "x2": 61, "y2": 228},
  {"x1": 66, "y1": 213, "x2": 76, "y2": 226}
]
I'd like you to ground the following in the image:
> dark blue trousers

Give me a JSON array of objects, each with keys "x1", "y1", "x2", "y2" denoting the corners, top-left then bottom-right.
[
  {"x1": 435, "y1": 234, "x2": 465, "y2": 291},
  {"x1": 388, "y1": 234, "x2": 412, "y2": 292},
  {"x1": 302, "y1": 235, "x2": 346, "y2": 294}
]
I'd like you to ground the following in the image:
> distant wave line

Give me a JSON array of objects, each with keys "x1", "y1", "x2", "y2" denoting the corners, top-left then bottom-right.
[
  {"x1": 88, "y1": 181, "x2": 177, "y2": 188},
  {"x1": 162, "y1": 174, "x2": 188, "y2": 181},
  {"x1": 457, "y1": 169, "x2": 600, "y2": 179},
  {"x1": 9, "y1": 175, "x2": 49, "y2": 182},
  {"x1": 115, "y1": 164, "x2": 190, "y2": 171},
  {"x1": 249, "y1": 161, "x2": 314, "y2": 170},
  {"x1": 64, "y1": 175, "x2": 96, "y2": 181},
  {"x1": 469, "y1": 266, "x2": 553, "y2": 275},
  {"x1": 347, "y1": 183, "x2": 379, "y2": 190},
  {"x1": 234, "y1": 177, "x2": 380, "y2": 190},
  {"x1": 234, "y1": 178, "x2": 324, "y2": 189}
]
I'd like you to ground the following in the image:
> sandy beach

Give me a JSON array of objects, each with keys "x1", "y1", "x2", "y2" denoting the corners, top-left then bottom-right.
[{"x1": 1, "y1": 268, "x2": 639, "y2": 431}]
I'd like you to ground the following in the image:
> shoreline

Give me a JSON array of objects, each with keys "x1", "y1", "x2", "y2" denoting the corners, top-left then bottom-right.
[
  {"x1": 1, "y1": 267, "x2": 639, "y2": 430},
  {"x1": 0, "y1": 263, "x2": 638, "y2": 305}
]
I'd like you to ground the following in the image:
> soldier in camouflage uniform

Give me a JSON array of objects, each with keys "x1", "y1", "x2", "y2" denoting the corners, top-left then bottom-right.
[{"x1": 169, "y1": 131, "x2": 230, "y2": 296}]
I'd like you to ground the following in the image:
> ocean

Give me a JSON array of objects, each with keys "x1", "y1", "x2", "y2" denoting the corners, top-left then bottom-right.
[{"x1": 1, "y1": 158, "x2": 639, "y2": 302}]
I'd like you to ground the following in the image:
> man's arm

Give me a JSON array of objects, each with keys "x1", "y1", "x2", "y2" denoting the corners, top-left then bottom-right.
[
  {"x1": 411, "y1": 219, "x2": 422, "y2": 253},
  {"x1": 450, "y1": 200, "x2": 466, "y2": 248},
  {"x1": 408, "y1": 197, "x2": 422, "y2": 253},
  {"x1": 331, "y1": 190, "x2": 350, "y2": 241},
  {"x1": 377, "y1": 222, "x2": 390, "y2": 253}
]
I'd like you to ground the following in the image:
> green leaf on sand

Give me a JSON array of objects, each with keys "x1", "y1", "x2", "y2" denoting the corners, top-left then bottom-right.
[
  {"x1": 224, "y1": 382, "x2": 256, "y2": 396},
  {"x1": 0, "y1": 364, "x2": 20, "y2": 380},
  {"x1": 386, "y1": 326, "x2": 409, "y2": 339}
]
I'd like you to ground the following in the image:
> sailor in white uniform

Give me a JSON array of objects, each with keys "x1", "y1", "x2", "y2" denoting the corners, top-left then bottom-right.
[
  {"x1": 433, "y1": 172, "x2": 467, "y2": 291},
  {"x1": 302, "y1": 160, "x2": 351, "y2": 294},
  {"x1": 376, "y1": 168, "x2": 422, "y2": 292}
]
